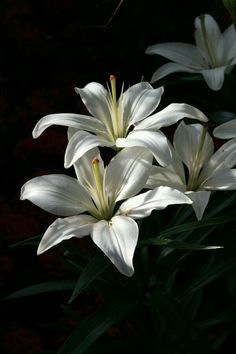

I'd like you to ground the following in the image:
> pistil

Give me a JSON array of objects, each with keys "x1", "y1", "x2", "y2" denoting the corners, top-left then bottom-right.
[
  {"x1": 92, "y1": 158, "x2": 111, "y2": 219},
  {"x1": 109, "y1": 75, "x2": 121, "y2": 138},
  {"x1": 187, "y1": 123, "x2": 208, "y2": 191},
  {"x1": 200, "y1": 15, "x2": 218, "y2": 68}
]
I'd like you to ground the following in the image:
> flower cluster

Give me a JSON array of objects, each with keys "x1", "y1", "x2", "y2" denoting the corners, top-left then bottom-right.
[
  {"x1": 21, "y1": 15, "x2": 236, "y2": 276},
  {"x1": 145, "y1": 14, "x2": 236, "y2": 90}
]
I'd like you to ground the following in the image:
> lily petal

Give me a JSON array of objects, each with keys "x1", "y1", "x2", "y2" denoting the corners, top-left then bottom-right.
[
  {"x1": 122, "y1": 82, "x2": 164, "y2": 125},
  {"x1": 213, "y1": 120, "x2": 236, "y2": 139},
  {"x1": 65, "y1": 130, "x2": 113, "y2": 168},
  {"x1": 73, "y1": 148, "x2": 105, "y2": 209},
  {"x1": 145, "y1": 42, "x2": 204, "y2": 68},
  {"x1": 203, "y1": 169, "x2": 236, "y2": 190},
  {"x1": 116, "y1": 129, "x2": 171, "y2": 166},
  {"x1": 105, "y1": 147, "x2": 152, "y2": 202},
  {"x1": 37, "y1": 215, "x2": 96, "y2": 255},
  {"x1": 222, "y1": 24, "x2": 236, "y2": 63},
  {"x1": 136, "y1": 103, "x2": 208, "y2": 131},
  {"x1": 149, "y1": 62, "x2": 197, "y2": 83},
  {"x1": 174, "y1": 122, "x2": 214, "y2": 172},
  {"x1": 20, "y1": 174, "x2": 93, "y2": 215},
  {"x1": 75, "y1": 82, "x2": 112, "y2": 128},
  {"x1": 91, "y1": 216, "x2": 138, "y2": 277},
  {"x1": 203, "y1": 138, "x2": 236, "y2": 176},
  {"x1": 201, "y1": 67, "x2": 226, "y2": 90},
  {"x1": 119, "y1": 186, "x2": 192, "y2": 219},
  {"x1": 145, "y1": 151, "x2": 186, "y2": 191},
  {"x1": 73, "y1": 147, "x2": 104, "y2": 187},
  {"x1": 32, "y1": 113, "x2": 105, "y2": 138},
  {"x1": 195, "y1": 14, "x2": 222, "y2": 66},
  {"x1": 186, "y1": 191, "x2": 211, "y2": 220}
]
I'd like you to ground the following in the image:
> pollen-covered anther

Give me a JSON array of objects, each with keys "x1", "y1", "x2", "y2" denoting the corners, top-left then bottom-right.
[
  {"x1": 92, "y1": 157, "x2": 100, "y2": 165},
  {"x1": 109, "y1": 74, "x2": 116, "y2": 81}
]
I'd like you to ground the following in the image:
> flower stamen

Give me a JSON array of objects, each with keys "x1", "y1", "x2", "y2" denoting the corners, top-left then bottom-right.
[
  {"x1": 187, "y1": 123, "x2": 208, "y2": 190},
  {"x1": 109, "y1": 75, "x2": 121, "y2": 138},
  {"x1": 200, "y1": 15, "x2": 218, "y2": 68},
  {"x1": 92, "y1": 158, "x2": 111, "y2": 219}
]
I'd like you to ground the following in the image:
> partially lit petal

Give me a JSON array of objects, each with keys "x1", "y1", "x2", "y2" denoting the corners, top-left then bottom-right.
[
  {"x1": 75, "y1": 82, "x2": 112, "y2": 127},
  {"x1": 91, "y1": 216, "x2": 138, "y2": 276},
  {"x1": 32, "y1": 113, "x2": 105, "y2": 138},
  {"x1": 174, "y1": 122, "x2": 214, "y2": 172},
  {"x1": 145, "y1": 42, "x2": 204, "y2": 68},
  {"x1": 116, "y1": 130, "x2": 172, "y2": 166},
  {"x1": 203, "y1": 138, "x2": 236, "y2": 175},
  {"x1": 105, "y1": 147, "x2": 152, "y2": 202},
  {"x1": 222, "y1": 24, "x2": 236, "y2": 62},
  {"x1": 201, "y1": 67, "x2": 226, "y2": 90},
  {"x1": 37, "y1": 215, "x2": 96, "y2": 255},
  {"x1": 73, "y1": 147, "x2": 104, "y2": 188},
  {"x1": 119, "y1": 186, "x2": 192, "y2": 219},
  {"x1": 136, "y1": 103, "x2": 208, "y2": 131},
  {"x1": 213, "y1": 119, "x2": 236, "y2": 139},
  {"x1": 149, "y1": 63, "x2": 197, "y2": 83},
  {"x1": 20, "y1": 174, "x2": 93, "y2": 215},
  {"x1": 186, "y1": 190, "x2": 211, "y2": 220},
  {"x1": 203, "y1": 169, "x2": 236, "y2": 190},
  {"x1": 195, "y1": 14, "x2": 221, "y2": 65},
  {"x1": 65, "y1": 130, "x2": 113, "y2": 168},
  {"x1": 122, "y1": 82, "x2": 164, "y2": 125},
  {"x1": 146, "y1": 151, "x2": 186, "y2": 191}
]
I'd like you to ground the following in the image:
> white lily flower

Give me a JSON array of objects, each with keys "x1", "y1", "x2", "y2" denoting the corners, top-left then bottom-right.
[
  {"x1": 32, "y1": 76, "x2": 208, "y2": 167},
  {"x1": 146, "y1": 121, "x2": 236, "y2": 220},
  {"x1": 145, "y1": 14, "x2": 236, "y2": 90},
  {"x1": 213, "y1": 119, "x2": 236, "y2": 139},
  {"x1": 21, "y1": 147, "x2": 192, "y2": 276}
]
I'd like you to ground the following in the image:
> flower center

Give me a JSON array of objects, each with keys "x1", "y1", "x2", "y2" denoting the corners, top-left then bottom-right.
[
  {"x1": 187, "y1": 123, "x2": 208, "y2": 191},
  {"x1": 91, "y1": 158, "x2": 114, "y2": 220}
]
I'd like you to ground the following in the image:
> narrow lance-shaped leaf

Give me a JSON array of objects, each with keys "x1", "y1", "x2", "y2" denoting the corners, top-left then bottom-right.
[
  {"x1": 69, "y1": 250, "x2": 110, "y2": 304},
  {"x1": 58, "y1": 301, "x2": 136, "y2": 354},
  {"x1": 3, "y1": 279, "x2": 76, "y2": 300},
  {"x1": 144, "y1": 215, "x2": 236, "y2": 240},
  {"x1": 148, "y1": 290, "x2": 214, "y2": 353},
  {"x1": 141, "y1": 237, "x2": 222, "y2": 250},
  {"x1": 180, "y1": 257, "x2": 236, "y2": 298}
]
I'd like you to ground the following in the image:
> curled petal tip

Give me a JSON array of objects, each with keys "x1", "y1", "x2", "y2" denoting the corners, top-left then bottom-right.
[{"x1": 32, "y1": 128, "x2": 38, "y2": 139}]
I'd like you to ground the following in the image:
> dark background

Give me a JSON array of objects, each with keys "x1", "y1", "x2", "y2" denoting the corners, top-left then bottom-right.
[{"x1": 0, "y1": 0, "x2": 233, "y2": 353}]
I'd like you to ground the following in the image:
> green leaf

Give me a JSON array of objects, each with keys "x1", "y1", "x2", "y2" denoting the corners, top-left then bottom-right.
[
  {"x1": 207, "y1": 110, "x2": 236, "y2": 124},
  {"x1": 60, "y1": 241, "x2": 91, "y2": 261},
  {"x1": 3, "y1": 279, "x2": 76, "y2": 300},
  {"x1": 69, "y1": 251, "x2": 110, "y2": 304},
  {"x1": 141, "y1": 237, "x2": 222, "y2": 250},
  {"x1": 182, "y1": 289, "x2": 204, "y2": 320},
  {"x1": 8, "y1": 234, "x2": 42, "y2": 248},
  {"x1": 198, "y1": 305, "x2": 236, "y2": 328},
  {"x1": 142, "y1": 215, "x2": 236, "y2": 242},
  {"x1": 148, "y1": 290, "x2": 213, "y2": 353},
  {"x1": 206, "y1": 191, "x2": 236, "y2": 218},
  {"x1": 58, "y1": 301, "x2": 136, "y2": 354},
  {"x1": 153, "y1": 74, "x2": 203, "y2": 88},
  {"x1": 180, "y1": 257, "x2": 236, "y2": 298}
]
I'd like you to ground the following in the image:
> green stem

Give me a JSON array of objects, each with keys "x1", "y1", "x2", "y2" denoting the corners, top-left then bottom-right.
[{"x1": 92, "y1": 158, "x2": 110, "y2": 218}]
